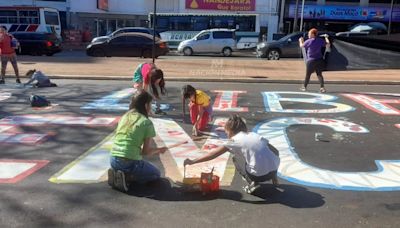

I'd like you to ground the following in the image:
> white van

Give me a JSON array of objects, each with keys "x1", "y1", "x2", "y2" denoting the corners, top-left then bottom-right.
[{"x1": 177, "y1": 29, "x2": 237, "y2": 57}]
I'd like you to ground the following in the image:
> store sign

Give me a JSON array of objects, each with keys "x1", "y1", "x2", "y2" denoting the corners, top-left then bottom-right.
[
  {"x1": 186, "y1": 0, "x2": 256, "y2": 11},
  {"x1": 97, "y1": 0, "x2": 108, "y2": 11},
  {"x1": 288, "y1": 4, "x2": 400, "y2": 22},
  {"x1": 160, "y1": 31, "x2": 199, "y2": 42}
]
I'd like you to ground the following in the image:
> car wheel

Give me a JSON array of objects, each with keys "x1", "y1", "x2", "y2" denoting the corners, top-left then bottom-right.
[
  {"x1": 267, "y1": 49, "x2": 280, "y2": 60},
  {"x1": 92, "y1": 48, "x2": 105, "y2": 57},
  {"x1": 142, "y1": 49, "x2": 152, "y2": 58},
  {"x1": 183, "y1": 47, "x2": 193, "y2": 56},
  {"x1": 222, "y1": 47, "x2": 232, "y2": 57}
]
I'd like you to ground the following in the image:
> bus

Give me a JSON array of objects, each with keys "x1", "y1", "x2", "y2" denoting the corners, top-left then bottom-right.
[
  {"x1": 149, "y1": 13, "x2": 260, "y2": 49},
  {"x1": 0, "y1": 6, "x2": 61, "y2": 37}
]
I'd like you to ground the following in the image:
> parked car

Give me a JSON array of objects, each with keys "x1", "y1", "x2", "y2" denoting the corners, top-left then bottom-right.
[
  {"x1": 256, "y1": 31, "x2": 335, "y2": 60},
  {"x1": 177, "y1": 29, "x2": 237, "y2": 57},
  {"x1": 86, "y1": 32, "x2": 169, "y2": 58},
  {"x1": 11, "y1": 32, "x2": 62, "y2": 56},
  {"x1": 91, "y1": 27, "x2": 161, "y2": 43},
  {"x1": 335, "y1": 31, "x2": 370, "y2": 37}
]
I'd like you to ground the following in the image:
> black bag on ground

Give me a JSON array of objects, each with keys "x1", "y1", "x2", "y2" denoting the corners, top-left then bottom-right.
[{"x1": 29, "y1": 95, "x2": 51, "y2": 107}]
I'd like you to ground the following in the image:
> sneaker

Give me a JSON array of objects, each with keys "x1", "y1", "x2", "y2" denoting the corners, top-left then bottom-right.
[
  {"x1": 0, "y1": 79, "x2": 4, "y2": 84},
  {"x1": 243, "y1": 181, "x2": 261, "y2": 194},
  {"x1": 107, "y1": 168, "x2": 115, "y2": 187},
  {"x1": 16, "y1": 79, "x2": 21, "y2": 84},
  {"x1": 320, "y1": 87, "x2": 326, "y2": 93},
  {"x1": 114, "y1": 170, "x2": 129, "y2": 192},
  {"x1": 300, "y1": 86, "x2": 307, "y2": 92}
]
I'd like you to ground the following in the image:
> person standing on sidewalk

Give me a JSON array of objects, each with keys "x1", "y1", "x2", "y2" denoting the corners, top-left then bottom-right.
[
  {"x1": 299, "y1": 28, "x2": 330, "y2": 93},
  {"x1": 0, "y1": 27, "x2": 20, "y2": 84},
  {"x1": 132, "y1": 62, "x2": 166, "y2": 114}
]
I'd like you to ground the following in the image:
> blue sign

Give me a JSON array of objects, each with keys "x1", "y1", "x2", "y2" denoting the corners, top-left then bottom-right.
[{"x1": 288, "y1": 4, "x2": 400, "y2": 22}]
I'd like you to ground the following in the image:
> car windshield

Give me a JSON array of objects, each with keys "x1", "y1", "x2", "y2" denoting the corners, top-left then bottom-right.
[{"x1": 278, "y1": 33, "x2": 304, "y2": 42}]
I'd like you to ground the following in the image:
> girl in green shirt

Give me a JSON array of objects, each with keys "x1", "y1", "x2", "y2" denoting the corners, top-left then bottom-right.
[{"x1": 109, "y1": 91, "x2": 167, "y2": 192}]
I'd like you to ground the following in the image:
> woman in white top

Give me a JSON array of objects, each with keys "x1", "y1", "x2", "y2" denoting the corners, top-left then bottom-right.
[{"x1": 184, "y1": 115, "x2": 280, "y2": 194}]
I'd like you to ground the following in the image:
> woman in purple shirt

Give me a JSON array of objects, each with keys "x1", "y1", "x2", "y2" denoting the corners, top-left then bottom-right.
[{"x1": 299, "y1": 28, "x2": 330, "y2": 93}]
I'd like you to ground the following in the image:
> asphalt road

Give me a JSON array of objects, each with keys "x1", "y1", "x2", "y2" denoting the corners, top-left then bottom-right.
[{"x1": 1, "y1": 80, "x2": 399, "y2": 228}]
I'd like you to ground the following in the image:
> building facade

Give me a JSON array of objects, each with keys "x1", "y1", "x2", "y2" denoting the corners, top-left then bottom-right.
[
  {"x1": 0, "y1": 0, "x2": 281, "y2": 41},
  {"x1": 280, "y1": 0, "x2": 399, "y2": 33}
]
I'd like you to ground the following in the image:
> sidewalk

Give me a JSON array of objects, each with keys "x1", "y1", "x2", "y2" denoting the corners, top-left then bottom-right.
[{"x1": 9, "y1": 52, "x2": 400, "y2": 84}]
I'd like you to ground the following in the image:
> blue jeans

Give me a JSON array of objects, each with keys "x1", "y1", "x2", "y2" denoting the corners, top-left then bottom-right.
[{"x1": 110, "y1": 156, "x2": 161, "y2": 184}]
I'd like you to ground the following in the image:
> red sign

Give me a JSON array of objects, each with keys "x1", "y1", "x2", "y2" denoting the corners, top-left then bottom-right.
[
  {"x1": 186, "y1": 0, "x2": 255, "y2": 11},
  {"x1": 97, "y1": 0, "x2": 108, "y2": 11}
]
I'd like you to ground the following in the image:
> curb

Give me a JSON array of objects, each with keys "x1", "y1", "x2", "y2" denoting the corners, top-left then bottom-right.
[{"x1": 47, "y1": 74, "x2": 400, "y2": 85}]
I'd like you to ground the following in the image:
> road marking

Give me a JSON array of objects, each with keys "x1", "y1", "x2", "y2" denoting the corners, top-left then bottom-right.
[
  {"x1": 152, "y1": 117, "x2": 234, "y2": 185},
  {"x1": 0, "y1": 92, "x2": 11, "y2": 101},
  {"x1": 0, "y1": 115, "x2": 118, "y2": 145},
  {"x1": 49, "y1": 133, "x2": 114, "y2": 183},
  {"x1": 255, "y1": 117, "x2": 400, "y2": 191},
  {"x1": 81, "y1": 88, "x2": 169, "y2": 111},
  {"x1": 262, "y1": 91, "x2": 355, "y2": 113},
  {"x1": 0, "y1": 115, "x2": 118, "y2": 126},
  {"x1": 50, "y1": 117, "x2": 234, "y2": 185},
  {"x1": 212, "y1": 90, "x2": 248, "y2": 112},
  {"x1": 0, "y1": 159, "x2": 49, "y2": 183},
  {"x1": 343, "y1": 93, "x2": 400, "y2": 115}
]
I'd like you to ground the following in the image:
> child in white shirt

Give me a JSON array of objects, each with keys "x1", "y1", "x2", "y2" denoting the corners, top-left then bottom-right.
[{"x1": 184, "y1": 115, "x2": 280, "y2": 194}]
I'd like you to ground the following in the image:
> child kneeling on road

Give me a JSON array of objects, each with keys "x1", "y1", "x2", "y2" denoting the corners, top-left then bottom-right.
[
  {"x1": 24, "y1": 69, "x2": 57, "y2": 87},
  {"x1": 108, "y1": 91, "x2": 168, "y2": 193},
  {"x1": 181, "y1": 84, "x2": 213, "y2": 136},
  {"x1": 184, "y1": 115, "x2": 280, "y2": 194}
]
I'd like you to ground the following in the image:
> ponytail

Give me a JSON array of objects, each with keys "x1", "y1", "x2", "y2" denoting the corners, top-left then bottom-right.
[{"x1": 225, "y1": 114, "x2": 248, "y2": 135}]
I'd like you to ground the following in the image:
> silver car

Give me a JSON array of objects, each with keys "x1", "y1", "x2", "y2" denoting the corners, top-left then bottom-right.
[{"x1": 177, "y1": 29, "x2": 237, "y2": 57}]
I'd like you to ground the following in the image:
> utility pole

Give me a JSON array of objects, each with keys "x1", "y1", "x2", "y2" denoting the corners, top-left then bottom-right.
[
  {"x1": 152, "y1": 0, "x2": 157, "y2": 63},
  {"x1": 293, "y1": 0, "x2": 299, "y2": 32},
  {"x1": 388, "y1": 0, "x2": 394, "y2": 35},
  {"x1": 299, "y1": 0, "x2": 305, "y2": 32}
]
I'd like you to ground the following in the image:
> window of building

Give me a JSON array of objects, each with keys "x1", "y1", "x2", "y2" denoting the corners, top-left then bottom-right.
[
  {"x1": 325, "y1": 0, "x2": 359, "y2": 2},
  {"x1": 235, "y1": 16, "x2": 256, "y2": 32},
  {"x1": 369, "y1": 0, "x2": 393, "y2": 3},
  {"x1": 192, "y1": 16, "x2": 210, "y2": 30},
  {"x1": 170, "y1": 16, "x2": 192, "y2": 30},
  {"x1": 212, "y1": 16, "x2": 235, "y2": 29}
]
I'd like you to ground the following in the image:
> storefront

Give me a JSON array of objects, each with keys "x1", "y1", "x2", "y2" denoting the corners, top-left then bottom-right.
[
  {"x1": 70, "y1": 12, "x2": 148, "y2": 37},
  {"x1": 68, "y1": 0, "x2": 151, "y2": 37},
  {"x1": 284, "y1": 3, "x2": 400, "y2": 33},
  {"x1": 179, "y1": 0, "x2": 280, "y2": 41}
]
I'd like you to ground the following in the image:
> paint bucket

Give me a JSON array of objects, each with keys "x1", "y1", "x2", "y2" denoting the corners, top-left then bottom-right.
[{"x1": 200, "y1": 171, "x2": 220, "y2": 193}]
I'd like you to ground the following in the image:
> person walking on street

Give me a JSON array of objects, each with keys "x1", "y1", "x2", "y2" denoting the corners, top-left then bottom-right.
[
  {"x1": 0, "y1": 27, "x2": 20, "y2": 84},
  {"x1": 299, "y1": 28, "x2": 330, "y2": 93}
]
